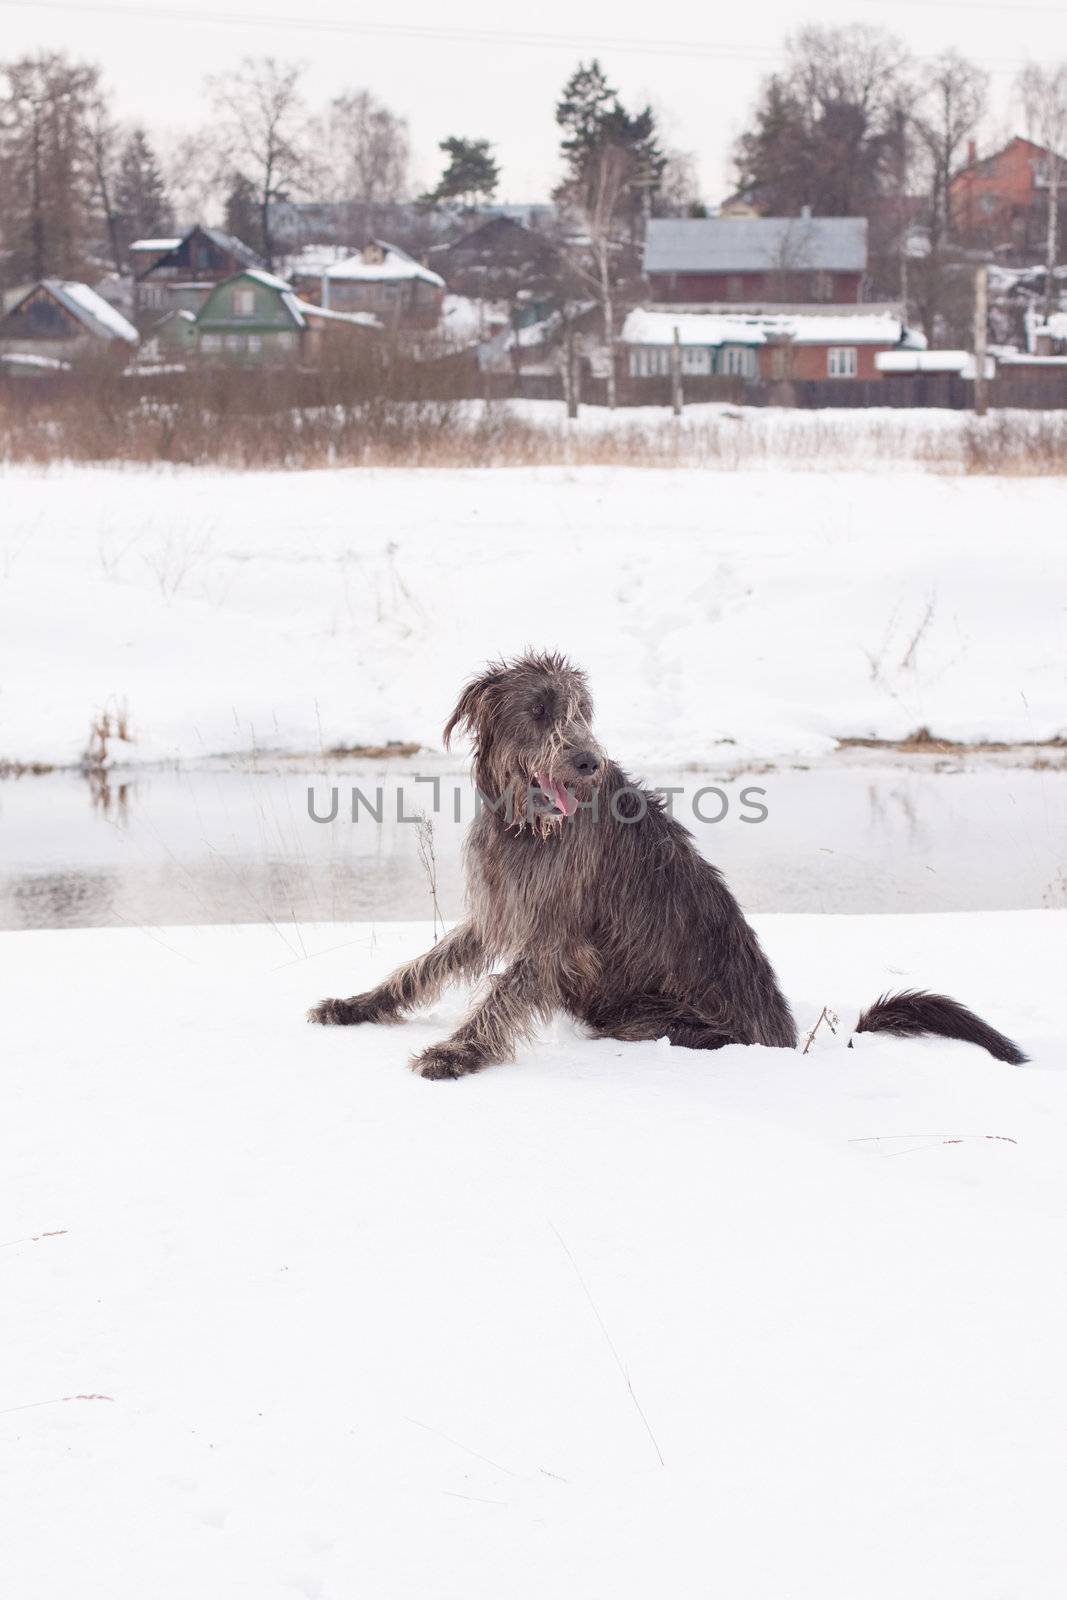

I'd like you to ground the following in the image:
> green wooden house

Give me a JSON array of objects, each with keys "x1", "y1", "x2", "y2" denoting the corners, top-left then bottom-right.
[{"x1": 193, "y1": 269, "x2": 379, "y2": 364}]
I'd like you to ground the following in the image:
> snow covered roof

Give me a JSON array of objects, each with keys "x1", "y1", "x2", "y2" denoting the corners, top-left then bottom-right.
[
  {"x1": 995, "y1": 349, "x2": 1067, "y2": 367},
  {"x1": 644, "y1": 216, "x2": 868, "y2": 275},
  {"x1": 877, "y1": 349, "x2": 991, "y2": 379},
  {"x1": 130, "y1": 238, "x2": 182, "y2": 253},
  {"x1": 1039, "y1": 312, "x2": 1067, "y2": 341},
  {"x1": 198, "y1": 226, "x2": 261, "y2": 266},
  {"x1": 323, "y1": 241, "x2": 444, "y2": 288},
  {"x1": 620, "y1": 308, "x2": 921, "y2": 350},
  {"x1": 297, "y1": 302, "x2": 381, "y2": 331},
  {"x1": 1, "y1": 350, "x2": 72, "y2": 371},
  {"x1": 35, "y1": 280, "x2": 139, "y2": 343}
]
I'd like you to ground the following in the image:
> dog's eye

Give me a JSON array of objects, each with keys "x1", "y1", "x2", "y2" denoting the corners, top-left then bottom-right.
[{"x1": 530, "y1": 702, "x2": 546, "y2": 720}]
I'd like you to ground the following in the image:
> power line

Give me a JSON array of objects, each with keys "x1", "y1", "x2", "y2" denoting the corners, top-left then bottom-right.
[{"x1": 0, "y1": 0, "x2": 1057, "y2": 73}]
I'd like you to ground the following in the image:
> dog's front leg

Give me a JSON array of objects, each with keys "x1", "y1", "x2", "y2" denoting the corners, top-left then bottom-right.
[
  {"x1": 410, "y1": 956, "x2": 551, "y2": 1080},
  {"x1": 308, "y1": 922, "x2": 485, "y2": 1027}
]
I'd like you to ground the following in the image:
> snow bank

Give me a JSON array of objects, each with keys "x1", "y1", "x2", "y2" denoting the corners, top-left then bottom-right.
[
  {"x1": 1, "y1": 466, "x2": 1064, "y2": 768},
  {"x1": 2, "y1": 910, "x2": 1064, "y2": 1598}
]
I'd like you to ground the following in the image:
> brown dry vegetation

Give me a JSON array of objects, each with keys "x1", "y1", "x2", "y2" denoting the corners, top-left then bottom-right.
[{"x1": 3, "y1": 357, "x2": 1067, "y2": 472}]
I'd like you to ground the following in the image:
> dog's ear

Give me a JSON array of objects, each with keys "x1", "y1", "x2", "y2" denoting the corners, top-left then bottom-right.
[{"x1": 442, "y1": 664, "x2": 505, "y2": 749}]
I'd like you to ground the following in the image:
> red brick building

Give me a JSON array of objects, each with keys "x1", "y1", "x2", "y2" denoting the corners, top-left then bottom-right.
[
  {"x1": 950, "y1": 136, "x2": 1064, "y2": 255},
  {"x1": 643, "y1": 215, "x2": 868, "y2": 306}
]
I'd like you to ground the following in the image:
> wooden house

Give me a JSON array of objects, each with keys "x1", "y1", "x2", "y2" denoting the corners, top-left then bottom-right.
[
  {"x1": 431, "y1": 216, "x2": 560, "y2": 303},
  {"x1": 643, "y1": 214, "x2": 868, "y2": 307},
  {"x1": 192, "y1": 269, "x2": 378, "y2": 364},
  {"x1": 134, "y1": 225, "x2": 262, "y2": 319},
  {"x1": 619, "y1": 307, "x2": 922, "y2": 384},
  {"x1": 321, "y1": 241, "x2": 445, "y2": 330},
  {"x1": 0, "y1": 279, "x2": 139, "y2": 362}
]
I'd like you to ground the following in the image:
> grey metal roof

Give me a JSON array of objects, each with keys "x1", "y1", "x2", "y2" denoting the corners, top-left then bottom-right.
[{"x1": 644, "y1": 217, "x2": 868, "y2": 275}]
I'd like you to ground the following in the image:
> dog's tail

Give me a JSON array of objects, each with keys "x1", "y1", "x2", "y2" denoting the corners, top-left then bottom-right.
[{"x1": 854, "y1": 989, "x2": 1028, "y2": 1064}]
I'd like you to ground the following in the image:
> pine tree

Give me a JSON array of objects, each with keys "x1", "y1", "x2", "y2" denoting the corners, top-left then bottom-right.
[
  {"x1": 223, "y1": 171, "x2": 263, "y2": 255},
  {"x1": 556, "y1": 60, "x2": 617, "y2": 185},
  {"x1": 113, "y1": 126, "x2": 173, "y2": 259},
  {"x1": 554, "y1": 60, "x2": 665, "y2": 230},
  {"x1": 420, "y1": 138, "x2": 499, "y2": 210}
]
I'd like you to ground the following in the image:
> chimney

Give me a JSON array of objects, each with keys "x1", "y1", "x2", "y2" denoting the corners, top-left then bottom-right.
[
  {"x1": 800, "y1": 204, "x2": 812, "y2": 219},
  {"x1": 967, "y1": 139, "x2": 977, "y2": 165}
]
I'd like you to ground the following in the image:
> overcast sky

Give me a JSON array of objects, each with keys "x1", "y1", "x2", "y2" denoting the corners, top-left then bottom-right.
[{"x1": 3, "y1": 0, "x2": 1063, "y2": 201}]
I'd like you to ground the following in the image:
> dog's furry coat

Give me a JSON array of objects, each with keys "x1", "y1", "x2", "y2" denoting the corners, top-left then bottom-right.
[{"x1": 309, "y1": 653, "x2": 1027, "y2": 1077}]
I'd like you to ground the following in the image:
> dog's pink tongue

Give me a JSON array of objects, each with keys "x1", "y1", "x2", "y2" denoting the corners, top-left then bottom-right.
[{"x1": 535, "y1": 774, "x2": 575, "y2": 816}]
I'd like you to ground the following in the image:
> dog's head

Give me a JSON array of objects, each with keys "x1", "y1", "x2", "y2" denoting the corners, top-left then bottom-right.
[{"x1": 443, "y1": 651, "x2": 605, "y2": 826}]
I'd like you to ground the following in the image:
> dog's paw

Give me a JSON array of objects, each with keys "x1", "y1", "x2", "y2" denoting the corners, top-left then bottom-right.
[
  {"x1": 307, "y1": 996, "x2": 372, "y2": 1026},
  {"x1": 409, "y1": 1041, "x2": 484, "y2": 1080}
]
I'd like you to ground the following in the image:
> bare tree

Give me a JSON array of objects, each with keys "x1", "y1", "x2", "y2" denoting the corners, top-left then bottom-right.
[
  {"x1": 1019, "y1": 62, "x2": 1067, "y2": 318},
  {"x1": 208, "y1": 56, "x2": 315, "y2": 269},
  {"x1": 911, "y1": 51, "x2": 988, "y2": 343},
  {"x1": 161, "y1": 128, "x2": 223, "y2": 230},
  {"x1": 654, "y1": 149, "x2": 703, "y2": 216},
  {"x1": 86, "y1": 90, "x2": 123, "y2": 275},
  {"x1": 324, "y1": 89, "x2": 409, "y2": 218},
  {"x1": 0, "y1": 51, "x2": 100, "y2": 284},
  {"x1": 914, "y1": 51, "x2": 988, "y2": 253}
]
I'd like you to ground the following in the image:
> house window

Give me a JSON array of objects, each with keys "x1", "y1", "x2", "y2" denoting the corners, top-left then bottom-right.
[
  {"x1": 629, "y1": 347, "x2": 672, "y2": 377},
  {"x1": 811, "y1": 271, "x2": 832, "y2": 302},
  {"x1": 720, "y1": 346, "x2": 756, "y2": 377},
  {"x1": 247, "y1": 335, "x2": 262, "y2": 352},
  {"x1": 234, "y1": 288, "x2": 256, "y2": 318},
  {"x1": 726, "y1": 275, "x2": 744, "y2": 300},
  {"x1": 827, "y1": 346, "x2": 858, "y2": 377},
  {"x1": 200, "y1": 333, "x2": 221, "y2": 352},
  {"x1": 224, "y1": 333, "x2": 245, "y2": 351},
  {"x1": 681, "y1": 347, "x2": 711, "y2": 374}
]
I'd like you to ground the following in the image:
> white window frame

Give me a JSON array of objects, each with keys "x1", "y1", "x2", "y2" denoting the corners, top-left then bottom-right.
[
  {"x1": 681, "y1": 346, "x2": 711, "y2": 374},
  {"x1": 827, "y1": 346, "x2": 858, "y2": 378},
  {"x1": 720, "y1": 345, "x2": 756, "y2": 378},
  {"x1": 629, "y1": 347, "x2": 673, "y2": 378},
  {"x1": 233, "y1": 288, "x2": 256, "y2": 319}
]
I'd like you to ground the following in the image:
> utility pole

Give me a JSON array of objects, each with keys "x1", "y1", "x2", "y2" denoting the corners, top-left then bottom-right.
[
  {"x1": 973, "y1": 263, "x2": 988, "y2": 418},
  {"x1": 670, "y1": 325, "x2": 683, "y2": 417}
]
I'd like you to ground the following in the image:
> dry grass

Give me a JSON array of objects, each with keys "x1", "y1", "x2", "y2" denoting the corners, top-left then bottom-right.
[{"x1": 4, "y1": 359, "x2": 1067, "y2": 472}]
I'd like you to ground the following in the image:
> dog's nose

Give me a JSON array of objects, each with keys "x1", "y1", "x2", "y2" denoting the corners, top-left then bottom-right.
[{"x1": 572, "y1": 750, "x2": 600, "y2": 776}]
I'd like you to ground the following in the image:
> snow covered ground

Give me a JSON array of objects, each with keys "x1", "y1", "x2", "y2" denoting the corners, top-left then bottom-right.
[
  {"x1": 3, "y1": 911, "x2": 1065, "y2": 1599},
  {"x1": 2, "y1": 464, "x2": 1065, "y2": 769}
]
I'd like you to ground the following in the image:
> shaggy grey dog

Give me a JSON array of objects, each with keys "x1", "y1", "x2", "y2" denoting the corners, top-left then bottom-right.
[{"x1": 308, "y1": 651, "x2": 1027, "y2": 1078}]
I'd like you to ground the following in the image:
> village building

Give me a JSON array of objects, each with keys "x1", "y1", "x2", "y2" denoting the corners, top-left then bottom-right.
[
  {"x1": 431, "y1": 216, "x2": 560, "y2": 308},
  {"x1": 643, "y1": 213, "x2": 869, "y2": 307},
  {"x1": 321, "y1": 242, "x2": 445, "y2": 330},
  {"x1": 191, "y1": 269, "x2": 379, "y2": 363},
  {"x1": 619, "y1": 307, "x2": 923, "y2": 384},
  {"x1": 950, "y1": 136, "x2": 1066, "y2": 256},
  {"x1": 0, "y1": 279, "x2": 139, "y2": 362},
  {"x1": 133, "y1": 225, "x2": 262, "y2": 320}
]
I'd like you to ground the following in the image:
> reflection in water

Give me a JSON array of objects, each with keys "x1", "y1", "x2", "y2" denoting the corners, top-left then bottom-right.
[{"x1": 0, "y1": 759, "x2": 1064, "y2": 931}]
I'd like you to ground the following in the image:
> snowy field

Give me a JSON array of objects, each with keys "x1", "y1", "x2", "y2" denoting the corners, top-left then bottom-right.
[
  {"x1": 4, "y1": 455, "x2": 1065, "y2": 1594},
  {"x1": 3, "y1": 911, "x2": 1066, "y2": 1599},
  {"x1": 2, "y1": 464, "x2": 1065, "y2": 769}
]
